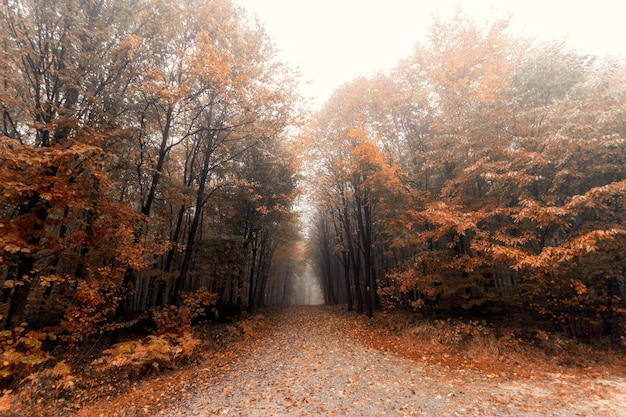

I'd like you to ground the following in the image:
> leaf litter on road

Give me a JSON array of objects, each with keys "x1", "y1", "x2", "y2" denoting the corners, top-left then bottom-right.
[
  {"x1": 17, "y1": 305, "x2": 625, "y2": 417},
  {"x1": 159, "y1": 306, "x2": 625, "y2": 417}
]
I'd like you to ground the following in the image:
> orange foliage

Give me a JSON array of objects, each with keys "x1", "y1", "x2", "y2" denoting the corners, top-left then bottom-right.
[{"x1": 308, "y1": 13, "x2": 626, "y2": 341}]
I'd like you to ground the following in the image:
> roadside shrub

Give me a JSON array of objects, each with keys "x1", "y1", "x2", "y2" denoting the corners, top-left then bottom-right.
[
  {"x1": 93, "y1": 332, "x2": 200, "y2": 379},
  {"x1": 0, "y1": 324, "x2": 52, "y2": 387}
]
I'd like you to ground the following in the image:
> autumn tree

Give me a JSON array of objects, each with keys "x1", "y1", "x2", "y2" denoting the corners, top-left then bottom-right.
[
  {"x1": 305, "y1": 79, "x2": 405, "y2": 317},
  {"x1": 0, "y1": 0, "x2": 148, "y2": 331},
  {"x1": 309, "y1": 14, "x2": 626, "y2": 340},
  {"x1": 0, "y1": 0, "x2": 301, "y2": 348},
  {"x1": 397, "y1": 18, "x2": 625, "y2": 338}
]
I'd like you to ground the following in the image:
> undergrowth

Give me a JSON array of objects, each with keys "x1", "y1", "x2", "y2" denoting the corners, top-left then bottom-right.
[
  {"x1": 92, "y1": 333, "x2": 201, "y2": 379},
  {"x1": 0, "y1": 325, "x2": 53, "y2": 388},
  {"x1": 1, "y1": 302, "x2": 270, "y2": 416},
  {"x1": 352, "y1": 309, "x2": 626, "y2": 379}
]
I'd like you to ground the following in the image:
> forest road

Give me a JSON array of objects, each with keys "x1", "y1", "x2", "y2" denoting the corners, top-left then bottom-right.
[{"x1": 161, "y1": 305, "x2": 625, "y2": 417}]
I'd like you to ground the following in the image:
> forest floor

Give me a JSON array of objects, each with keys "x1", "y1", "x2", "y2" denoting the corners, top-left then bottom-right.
[{"x1": 3, "y1": 305, "x2": 626, "y2": 416}]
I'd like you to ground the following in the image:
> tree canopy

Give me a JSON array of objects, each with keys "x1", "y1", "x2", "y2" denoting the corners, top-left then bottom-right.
[
  {"x1": 307, "y1": 15, "x2": 626, "y2": 340},
  {"x1": 0, "y1": 0, "x2": 300, "y2": 364},
  {"x1": 1, "y1": 3, "x2": 625, "y2": 388}
]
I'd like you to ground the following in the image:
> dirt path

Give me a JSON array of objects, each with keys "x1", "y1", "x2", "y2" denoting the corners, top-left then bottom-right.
[{"x1": 158, "y1": 306, "x2": 625, "y2": 417}]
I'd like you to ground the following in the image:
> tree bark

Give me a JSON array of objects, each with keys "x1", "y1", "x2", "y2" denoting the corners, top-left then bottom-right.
[{"x1": 5, "y1": 195, "x2": 48, "y2": 329}]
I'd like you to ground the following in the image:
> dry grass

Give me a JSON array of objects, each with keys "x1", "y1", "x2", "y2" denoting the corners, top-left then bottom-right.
[{"x1": 349, "y1": 309, "x2": 626, "y2": 380}]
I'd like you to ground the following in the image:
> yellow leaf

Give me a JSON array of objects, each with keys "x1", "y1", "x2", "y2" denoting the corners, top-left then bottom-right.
[{"x1": 3, "y1": 244, "x2": 20, "y2": 254}]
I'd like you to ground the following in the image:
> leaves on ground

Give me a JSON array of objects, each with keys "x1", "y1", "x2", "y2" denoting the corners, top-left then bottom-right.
[{"x1": 3, "y1": 306, "x2": 625, "y2": 416}]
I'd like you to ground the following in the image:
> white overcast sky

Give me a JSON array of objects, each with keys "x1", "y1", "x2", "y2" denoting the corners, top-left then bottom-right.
[{"x1": 235, "y1": 0, "x2": 625, "y2": 109}]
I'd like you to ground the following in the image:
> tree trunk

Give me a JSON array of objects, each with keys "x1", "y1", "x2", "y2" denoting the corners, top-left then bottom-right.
[
  {"x1": 5, "y1": 195, "x2": 48, "y2": 329},
  {"x1": 173, "y1": 126, "x2": 216, "y2": 305},
  {"x1": 6, "y1": 277, "x2": 32, "y2": 329},
  {"x1": 164, "y1": 204, "x2": 186, "y2": 273},
  {"x1": 174, "y1": 201, "x2": 203, "y2": 305},
  {"x1": 142, "y1": 107, "x2": 173, "y2": 217},
  {"x1": 342, "y1": 252, "x2": 353, "y2": 311}
]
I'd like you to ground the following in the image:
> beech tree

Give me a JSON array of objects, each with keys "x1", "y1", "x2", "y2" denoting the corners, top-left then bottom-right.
[
  {"x1": 0, "y1": 0, "x2": 146, "y2": 330},
  {"x1": 309, "y1": 14, "x2": 626, "y2": 339},
  {"x1": 0, "y1": 0, "x2": 300, "y2": 345},
  {"x1": 306, "y1": 79, "x2": 405, "y2": 317}
]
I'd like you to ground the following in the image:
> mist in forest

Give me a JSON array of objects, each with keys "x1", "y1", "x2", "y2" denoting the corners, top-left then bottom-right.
[{"x1": 286, "y1": 264, "x2": 325, "y2": 306}]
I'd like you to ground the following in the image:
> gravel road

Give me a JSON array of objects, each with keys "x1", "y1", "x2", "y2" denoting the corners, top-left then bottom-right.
[{"x1": 162, "y1": 306, "x2": 626, "y2": 417}]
